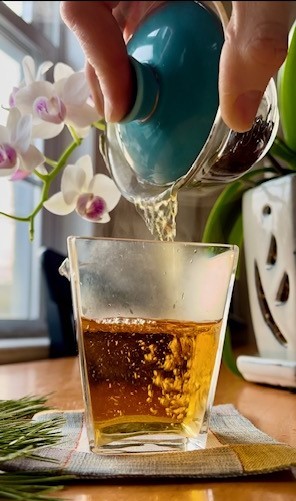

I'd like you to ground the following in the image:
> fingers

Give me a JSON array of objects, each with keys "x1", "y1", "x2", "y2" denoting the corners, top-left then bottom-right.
[
  {"x1": 85, "y1": 63, "x2": 104, "y2": 117},
  {"x1": 219, "y1": 1, "x2": 296, "y2": 132},
  {"x1": 61, "y1": 1, "x2": 296, "y2": 132},
  {"x1": 60, "y1": 1, "x2": 134, "y2": 122}
]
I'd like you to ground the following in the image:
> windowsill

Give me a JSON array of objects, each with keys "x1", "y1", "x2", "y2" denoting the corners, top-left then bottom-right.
[
  {"x1": 0, "y1": 319, "x2": 48, "y2": 337},
  {"x1": 0, "y1": 337, "x2": 50, "y2": 364}
]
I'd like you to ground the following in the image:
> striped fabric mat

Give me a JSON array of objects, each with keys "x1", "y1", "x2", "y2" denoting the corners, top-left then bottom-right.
[{"x1": 2, "y1": 404, "x2": 296, "y2": 479}]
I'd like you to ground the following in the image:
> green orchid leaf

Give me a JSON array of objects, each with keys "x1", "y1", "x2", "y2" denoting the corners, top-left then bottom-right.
[
  {"x1": 270, "y1": 136, "x2": 296, "y2": 169},
  {"x1": 277, "y1": 22, "x2": 296, "y2": 153},
  {"x1": 223, "y1": 326, "x2": 242, "y2": 377},
  {"x1": 228, "y1": 211, "x2": 243, "y2": 245},
  {"x1": 202, "y1": 180, "x2": 248, "y2": 284},
  {"x1": 216, "y1": 208, "x2": 243, "y2": 378},
  {"x1": 202, "y1": 181, "x2": 249, "y2": 378},
  {"x1": 202, "y1": 180, "x2": 246, "y2": 252}
]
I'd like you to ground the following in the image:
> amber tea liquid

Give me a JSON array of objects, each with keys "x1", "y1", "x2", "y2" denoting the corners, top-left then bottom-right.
[{"x1": 81, "y1": 316, "x2": 221, "y2": 451}]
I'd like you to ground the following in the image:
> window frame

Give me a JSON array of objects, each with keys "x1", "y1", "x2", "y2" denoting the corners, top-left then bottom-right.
[
  {"x1": 0, "y1": 1, "x2": 62, "y2": 341},
  {"x1": 0, "y1": 2, "x2": 58, "y2": 61}
]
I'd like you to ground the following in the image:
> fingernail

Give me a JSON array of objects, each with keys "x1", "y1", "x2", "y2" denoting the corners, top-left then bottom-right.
[{"x1": 235, "y1": 90, "x2": 263, "y2": 129}]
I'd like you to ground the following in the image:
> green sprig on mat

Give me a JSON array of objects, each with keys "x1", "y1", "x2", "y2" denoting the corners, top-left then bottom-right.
[
  {"x1": 0, "y1": 396, "x2": 64, "y2": 462},
  {"x1": 0, "y1": 396, "x2": 75, "y2": 500},
  {"x1": 0, "y1": 472, "x2": 73, "y2": 501}
]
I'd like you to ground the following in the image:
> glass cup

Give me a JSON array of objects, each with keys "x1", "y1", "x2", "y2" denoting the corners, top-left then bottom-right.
[{"x1": 62, "y1": 237, "x2": 238, "y2": 454}]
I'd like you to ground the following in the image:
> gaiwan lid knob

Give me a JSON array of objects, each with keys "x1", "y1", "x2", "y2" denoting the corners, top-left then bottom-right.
[{"x1": 115, "y1": 1, "x2": 225, "y2": 186}]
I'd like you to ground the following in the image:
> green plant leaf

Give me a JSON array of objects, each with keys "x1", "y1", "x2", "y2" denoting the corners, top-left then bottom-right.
[
  {"x1": 222, "y1": 326, "x2": 242, "y2": 377},
  {"x1": 202, "y1": 179, "x2": 246, "y2": 260},
  {"x1": 227, "y1": 211, "x2": 243, "y2": 250},
  {"x1": 269, "y1": 137, "x2": 296, "y2": 169},
  {"x1": 202, "y1": 181, "x2": 250, "y2": 377},
  {"x1": 277, "y1": 22, "x2": 296, "y2": 153}
]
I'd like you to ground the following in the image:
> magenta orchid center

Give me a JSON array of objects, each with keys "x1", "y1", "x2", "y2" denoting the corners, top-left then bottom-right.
[
  {"x1": 0, "y1": 143, "x2": 17, "y2": 169},
  {"x1": 76, "y1": 193, "x2": 107, "y2": 221},
  {"x1": 33, "y1": 95, "x2": 66, "y2": 124}
]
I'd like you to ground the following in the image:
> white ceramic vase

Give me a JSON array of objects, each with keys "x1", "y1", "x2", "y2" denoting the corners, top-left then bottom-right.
[{"x1": 242, "y1": 173, "x2": 296, "y2": 363}]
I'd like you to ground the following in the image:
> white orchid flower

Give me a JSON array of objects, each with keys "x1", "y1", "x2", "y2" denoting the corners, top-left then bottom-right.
[
  {"x1": 43, "y1": 155, "x2": 121, "y2": 222},
  {"x1": 14, "y1": 62, "x2": 100, "y2": 139},
  {"x1": 9, "y1": 55, "x2": 53, "y2": 108},
  {"x1": 0, "y1": 108, "x2": 44, "y2": 177},
  {"x1": 22, "y1": 55, "x2": 53, "y2": 84}
]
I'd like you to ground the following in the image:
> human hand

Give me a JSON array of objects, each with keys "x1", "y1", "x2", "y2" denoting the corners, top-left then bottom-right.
[
  {"x1": 60, "y1": 1, "x2": 157, "y2": 125},
  {"x1": 219, "y1": 1, "x2": 296, "y2": 131},
  {"x1": 60, "y1": 1, "x2": 296, "y2": 132}
]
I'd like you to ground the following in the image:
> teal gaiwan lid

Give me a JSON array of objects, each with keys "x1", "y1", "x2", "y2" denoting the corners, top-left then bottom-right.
[{"x1": 116, "y1": 1, "x2": 225, "y2": 186}]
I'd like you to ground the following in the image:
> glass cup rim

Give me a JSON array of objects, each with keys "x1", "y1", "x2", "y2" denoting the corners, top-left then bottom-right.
[{"x1": 67, "y1": 235, "x2": 239, "y2": 251}]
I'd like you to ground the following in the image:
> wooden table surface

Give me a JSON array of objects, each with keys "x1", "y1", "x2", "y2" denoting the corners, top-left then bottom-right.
[{"x1": 0, "y1": 356, "x2": 295, "y2": 500}]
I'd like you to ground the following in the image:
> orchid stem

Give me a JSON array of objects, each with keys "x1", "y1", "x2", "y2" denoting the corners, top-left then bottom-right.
[
  {"x1": 34, "y1": 170, "x2": 47, "y2": 181},
  {"x1": 68, "y1": 125, "x2": 81, "y2": 144},
  {"x1": 44, "y1": 157, "x2": 58, "y2": 169},
  {"x1": 0, "y1": 211, "x2": 29, "y2": 222},
  {"x1": 29, "y1": 216, "x2": 34, "y2": 241},
  {"x1": 48, "y1": 138, "x2": 81, "y2": 180},
  {"x1": 0, "y1": 139, "x2": 82, "y2": 240}
]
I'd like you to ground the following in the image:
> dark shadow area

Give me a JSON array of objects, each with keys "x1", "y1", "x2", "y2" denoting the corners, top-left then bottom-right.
[{"x1": 41, "y1": 248, "x2": 77, "y2": 358}]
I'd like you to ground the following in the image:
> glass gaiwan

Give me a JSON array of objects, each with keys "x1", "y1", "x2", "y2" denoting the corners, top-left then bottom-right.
[{"x1": 103, "y1": 1, "x2": 279, "y2": 205}]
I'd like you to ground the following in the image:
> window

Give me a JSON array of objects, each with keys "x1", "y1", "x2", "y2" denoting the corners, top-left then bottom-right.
[
  {"x1": 3, "y1": 1, "x2": 33, "y2": 22},
  {"x1": 0, "y1": 179, "x2": 42, "y2": 320},
  {"x1": 0, "y1": 2, "x2": 60, "y2": 333},
  {"x1": 2, "y1": 1, "x2": 60, "y2": 46},
  {"x1": 0, "y1": 40, "x2": 42, "y2": 321}
]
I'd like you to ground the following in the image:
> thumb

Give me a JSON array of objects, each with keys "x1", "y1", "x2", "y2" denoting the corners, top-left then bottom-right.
[{"x1": 219, "y1": 1, "x2": 296, "y2": 132}]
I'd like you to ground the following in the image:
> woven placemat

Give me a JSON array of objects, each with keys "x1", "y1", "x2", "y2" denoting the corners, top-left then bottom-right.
[{"x1": 1, "y1": 404, "x2": 296, "y2": 479}]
